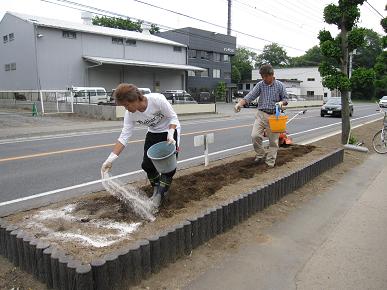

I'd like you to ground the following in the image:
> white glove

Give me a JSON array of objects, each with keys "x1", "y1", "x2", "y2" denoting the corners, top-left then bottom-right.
[
  {"x1": 167, "y1": 128, "x2": 176, "y2": 145},
  {"x1": 275, "y1": 101, "x2": 284, "y2": 109},
  {"x1": 234, "y1": 103, "x2": 242, "y2": 113},
  {"x1": 101, "y1": 152, "x2": 118, "y2": 173}
]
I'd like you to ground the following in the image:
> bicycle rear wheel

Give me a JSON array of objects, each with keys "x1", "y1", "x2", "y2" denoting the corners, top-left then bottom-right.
[{"x1": 372, "y1": 129, "x2": 387, "y2": 154}]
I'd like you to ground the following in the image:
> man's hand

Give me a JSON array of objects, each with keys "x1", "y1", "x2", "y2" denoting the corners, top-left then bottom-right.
[
  {"x1": 275, "y1": 101, "x2": 284, "y2": 109},
  {"x1": 167, "y1": 128, "x2": 176, "y2": 145},
  {"x1": 234, "y1": 103, "x2": 242, "y2": 113},
  {"x1": 101, "y1": 152, "x2": 118, "y2": 173}
]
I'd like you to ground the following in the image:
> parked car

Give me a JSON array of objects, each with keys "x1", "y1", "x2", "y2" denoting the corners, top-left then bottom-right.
[
  {"x1": 138, "y1": 88, "x2": 151, "y2": 95},
  {"x1": 173, "y1": 95, "x2": 197, "y2": 104},
  {"x1": 71, "y1": 87, "x2": 109, "y2": 104},
  {"x1": 321, "y1": 97, "x2": 353, "y2": 117},
  {"x1": 379, "y1": 96, "x2": 387, "y2": 108}
]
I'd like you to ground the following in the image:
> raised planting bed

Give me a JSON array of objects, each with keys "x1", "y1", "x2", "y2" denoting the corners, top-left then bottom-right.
[{"x1": 0, "y1": 145, "x2": 343, "y2": 289}]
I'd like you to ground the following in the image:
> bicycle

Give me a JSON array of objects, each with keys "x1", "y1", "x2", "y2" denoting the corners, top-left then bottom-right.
[{"x1": 372, "y1": 104, "x2": 387, "y2": 154}]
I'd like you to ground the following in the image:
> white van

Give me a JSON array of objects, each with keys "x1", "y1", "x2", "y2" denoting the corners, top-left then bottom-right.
[{"x1": 71, "y1": 87, "x2": 109, "y2": 104}]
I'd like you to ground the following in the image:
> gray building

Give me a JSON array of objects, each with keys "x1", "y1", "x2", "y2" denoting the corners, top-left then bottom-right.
[
  {"x1": 159, "y1": 27, "x2": 236, "y2": 101},
  {"x1": 0, "y1": 12, "x2": 204, "y2": 92}
]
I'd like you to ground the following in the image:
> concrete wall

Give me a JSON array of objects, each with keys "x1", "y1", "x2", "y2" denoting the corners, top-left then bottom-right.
[
  {"x1": 0, "y1": 14, "x2": 38, "y2": 90},
  {"x1": 115, "y1": 103, "x2": 216, "y2": 119},
  {"x1": 287, "y1": 100, "x2": 322, "y2": 108}
]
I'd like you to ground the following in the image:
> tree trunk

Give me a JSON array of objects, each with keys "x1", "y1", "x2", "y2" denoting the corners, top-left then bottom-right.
[{"x1": 340, "y1": 24, "x2": 351, "y2": 144}]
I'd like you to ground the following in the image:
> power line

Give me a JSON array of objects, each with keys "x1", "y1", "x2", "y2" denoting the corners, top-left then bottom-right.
[
  {"x1": 131, "y1": 0, "x2": 306, "y2": 52},
  {"x1": 44, "y1": 0, "x2": 307, "y2": 52},
  {"x1": 40, "y1": 0, "x2": 239, "y2": 48},
  {"x1": 271, "y1": 0, "x2": 325, "y2": 25},
  {"x1": 231, "y1": 0, "x2": 317, "y2": 35},
  {"x1": 365, "y1": 0, "x2": 384, "y2": 18}
]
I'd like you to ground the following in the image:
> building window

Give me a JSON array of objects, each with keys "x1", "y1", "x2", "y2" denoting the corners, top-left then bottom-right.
[
  {"x1": 201, "y1": 69, "x2": 209, "y2": 77},
  {"x1": 201, "y1": 51, "x2": 209, "y2": 60},
  {"x1": 112, "y1": 37, "x2": 123, "y2": 44},
  {"x1": 223, "y1": 72, "x2": 231, "y2": 79},
  {"x1": 307, "y1": 91, "x2": 314, "y2": 96},
  {"x1": 125, "y1": 39, "x2": 136, "y2": 46},
  {"x1": 10, "y1": 63, "x2": 16, "y2": 70},
  {"x1": 9, "y1": 33, "x2": 14, "y2": 41},
  {"x1": 213, "y1": 69, "x2": 221, "y2": 78},
  {"x1": 188, "y1": 70, "x2": 195, "y2": 77},
  {"x1": 213, "y1": 52, "x2": 220, "y2": 62},
  {"x1": 3, "y1": 35, "x2": 8, "y2": 43},
  {"x1": 307, "y1": 78, "x2": 315, "y2": 81},
  {"x1": 63, "y1": 30, "x2": 77, "y2": 39},
  {"x1": 237, "y1": 84, "x2": 243, "y2": 90},
  {"x1": 223, "y1": 54, "x2": 230, "y2": 62},
  {"x1": 246, "y1": 83, "x2": 251, "y2": 90},
  {"x1": 188, "y1": 49, "x2": 197, "y2": 58},
  {"x1": 5, "y1": 64, "x2": 10, "y2": 71},
  {"x1": 173, "y1": 46, "x2": 182, "y2": 52}
]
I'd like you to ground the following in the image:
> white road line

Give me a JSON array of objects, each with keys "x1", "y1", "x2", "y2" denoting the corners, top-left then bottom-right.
[{"x1": 0, "y1": 112, "x2": 381, "y2": 207}]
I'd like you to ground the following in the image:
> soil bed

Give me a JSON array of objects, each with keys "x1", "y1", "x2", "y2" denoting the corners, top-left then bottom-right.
[{"x1": 5, "y1": 144, "x2": 324, "y2": 263}]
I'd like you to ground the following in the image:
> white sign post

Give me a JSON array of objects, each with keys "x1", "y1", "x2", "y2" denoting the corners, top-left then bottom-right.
[{"x1": 194, "y1": 133, "x2": 214, "y2": 166}]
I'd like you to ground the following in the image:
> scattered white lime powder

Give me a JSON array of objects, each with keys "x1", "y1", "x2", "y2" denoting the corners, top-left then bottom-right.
[
  {"x1": 23, "y1": 204, "x2": 142, "y2": 248},
  {"x1": 101, "y1": 171, "x2": 156, "y2": 221}
]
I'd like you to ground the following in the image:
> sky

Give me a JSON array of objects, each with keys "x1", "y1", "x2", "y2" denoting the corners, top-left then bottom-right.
[{"x1": 0, "y1": 0, "x2": 385, "y2": 57}]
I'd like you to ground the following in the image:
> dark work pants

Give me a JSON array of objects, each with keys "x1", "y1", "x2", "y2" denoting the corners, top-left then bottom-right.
[{"x1": 141, "y1": 130, "x2": 178, "y2": 187}]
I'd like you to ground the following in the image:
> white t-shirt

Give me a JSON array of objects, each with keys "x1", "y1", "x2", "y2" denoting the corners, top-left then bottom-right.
[{"x1": 118, "y1": 93, "x2": 181, "y2": 146}]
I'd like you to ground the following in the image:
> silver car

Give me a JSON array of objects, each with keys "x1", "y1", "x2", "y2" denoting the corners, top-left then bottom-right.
[{"x1": 379, "y1": 96, "x2": 387, "y2": 108}]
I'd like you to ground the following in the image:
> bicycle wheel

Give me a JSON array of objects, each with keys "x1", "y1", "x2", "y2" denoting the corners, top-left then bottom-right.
[{"x1": 372, "y1": 129, "x2": 387, "y2": 154}]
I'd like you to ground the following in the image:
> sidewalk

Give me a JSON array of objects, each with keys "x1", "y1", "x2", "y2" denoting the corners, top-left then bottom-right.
[{"x1": 184, "y1": 153, "x2": 387, "y2": 290}]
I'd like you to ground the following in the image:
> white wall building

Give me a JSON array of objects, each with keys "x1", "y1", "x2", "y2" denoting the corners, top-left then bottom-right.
[
  {"x1": 252, "y1": 66, "x2": 332, "y2": 99},
  {"x1": 0, "y1": 12, "x2": 205, "y2": 92}
]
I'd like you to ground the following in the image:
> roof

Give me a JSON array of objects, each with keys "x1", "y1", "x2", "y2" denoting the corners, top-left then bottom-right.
[
  {"x1": 6, "y1": 12, "x2": 186, "y2": 47},
  {"x1": 83, "y1": 56, "x2": 206, "y2": 71}
]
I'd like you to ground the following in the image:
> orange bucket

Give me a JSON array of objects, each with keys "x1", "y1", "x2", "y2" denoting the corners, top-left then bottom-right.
[{"x1": 268, "y1": 115, "x2": 288, "y2": 133}]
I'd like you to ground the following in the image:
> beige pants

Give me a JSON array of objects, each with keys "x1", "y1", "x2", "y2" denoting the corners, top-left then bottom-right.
[{"x1": 251, "y1": 110, "x2": 279, "y2": 166}]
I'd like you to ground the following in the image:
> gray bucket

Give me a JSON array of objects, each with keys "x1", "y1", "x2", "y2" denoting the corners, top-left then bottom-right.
[{"x1": 147, "y1": 141, "x2": 177, "y2": 173}]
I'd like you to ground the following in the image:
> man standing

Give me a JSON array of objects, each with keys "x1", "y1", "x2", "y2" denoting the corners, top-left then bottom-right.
[{"x1": 234, "y1": 64, "x2": 288, "y2": 167}]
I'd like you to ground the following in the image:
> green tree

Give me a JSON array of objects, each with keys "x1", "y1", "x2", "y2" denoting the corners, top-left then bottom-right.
[
  {"x1": 350, "y1": 67, "x2": 376, "y2": 100},
  {"x1": 289, "y1": 46, "x2": 324, "y2": 67},
  {"x1": 255, "y1": 43, "x2": 290, "y2": 67},
  {"x1": 231, "y1": 48, "x2": 256, "y2": 81},
  {"x1": 92, "y1": 16, "x2": 160, "y2": 35},
  {"x1": 353, "y1": 29, "x2": 383, "y2": 69},
  {"x1": 231, "y1": 66, "x2": 241, "y2": 84},
  {"x1": 318, "y1": 0, "x2": 366, "y2": 144},
  {"x1": 215, "y1": 81, "x2": 227, "y2": 101},
  {"x1": 149, "y1": 24, "x2": 160, "y2": 35},
  {"x1": 374, "y1": 17, "x2": 387, "y2": 97}
]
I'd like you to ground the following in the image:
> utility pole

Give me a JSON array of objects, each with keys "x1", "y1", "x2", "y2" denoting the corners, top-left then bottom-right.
[
  {"x1": 348, "y1": 49, "x2": 356, "y2": 101},
  {"x1": 227, "y1": 0, "x2": 232, "y2": 35}
]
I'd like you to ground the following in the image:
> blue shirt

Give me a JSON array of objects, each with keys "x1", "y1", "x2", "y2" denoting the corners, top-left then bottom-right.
[{"x1": 244, "y1": 79, "x2": 288, "y2": 110}]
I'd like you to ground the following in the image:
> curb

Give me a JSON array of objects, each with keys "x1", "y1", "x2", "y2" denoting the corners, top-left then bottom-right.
[{"x1": 0, "y1": 149, "x2": 343, "y2": 289}]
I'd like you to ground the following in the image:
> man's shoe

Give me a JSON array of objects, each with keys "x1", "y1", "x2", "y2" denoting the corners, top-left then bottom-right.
[
  {"x1": 151, "y1": 193, "x2": 162, "y2": 207},
  {"x1": 265, "y1": 162, "x2": 275, "y2": 168},
  {"x1": 254, "y1": 156, "x2": 265, "y2": 163}
]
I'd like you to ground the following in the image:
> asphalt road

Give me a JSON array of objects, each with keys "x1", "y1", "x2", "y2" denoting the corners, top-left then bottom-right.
[{"x1": 0, "y1": 103, "x2": 381, "y2": 214}]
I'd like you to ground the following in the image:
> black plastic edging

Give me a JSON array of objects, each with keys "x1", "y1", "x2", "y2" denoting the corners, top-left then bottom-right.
[{"x1": 0, "y1": 149, "x2": 343, "y2": 289}]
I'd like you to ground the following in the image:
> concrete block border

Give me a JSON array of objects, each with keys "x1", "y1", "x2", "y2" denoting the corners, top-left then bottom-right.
[{"x1": 0, "y1": 149, "x2": 344, "y2": 289}]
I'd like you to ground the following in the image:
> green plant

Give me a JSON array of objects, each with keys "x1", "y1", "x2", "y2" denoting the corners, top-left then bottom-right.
[{"x1": 348, "y1": 133, "x2": 358, "y2": 145}]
